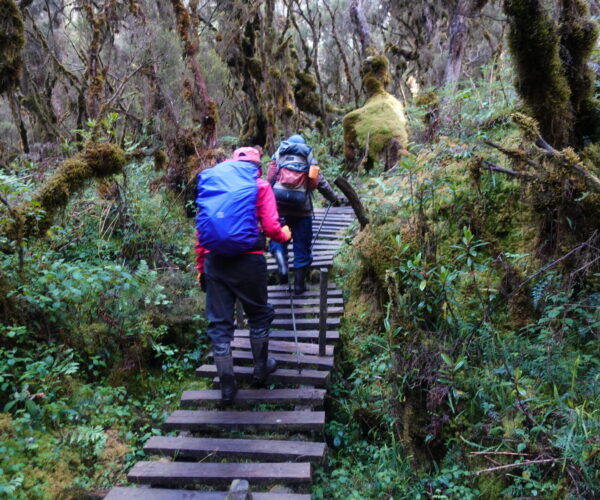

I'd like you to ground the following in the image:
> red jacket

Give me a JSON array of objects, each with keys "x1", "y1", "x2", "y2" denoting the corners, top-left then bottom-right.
[{"x1": 195, "y1": 176, "x2": 288, "y2": 273}]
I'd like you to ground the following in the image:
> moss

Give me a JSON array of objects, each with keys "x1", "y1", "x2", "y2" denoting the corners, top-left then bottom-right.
[
  {"x1": 153, "y1": 149, "x2": 168, "y2": 171},
  {"x1": 3, "y1": 143, "x2": 126, "y2": 240},
  {"x1": 0, "y1": 0, "x2": 25, "y2": 94},
  {"x1": 415, "y1": 91, "x2": 439, "y2": 109},
  {"x1": 343, "y1": 91, "x2": 408, "y2": 169},
  {"x1": 504, "y1": 0, "x2": 573, "y2": 147},
  {"x1": 360, "y1": 55, "x2": 391, "y2": 98},
  {"x1": 294, "y1": 70, "x2": 321, "y2": 116}
]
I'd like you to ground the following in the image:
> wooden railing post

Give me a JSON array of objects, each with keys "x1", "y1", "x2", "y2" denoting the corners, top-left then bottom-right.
[{"x1": 319, "y1": 267, "x2": 329, "y2": 357}]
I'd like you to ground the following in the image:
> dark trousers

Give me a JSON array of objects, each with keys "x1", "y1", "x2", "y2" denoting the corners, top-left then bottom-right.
[
  {"x1": 269, "y1": 215, "x2": 313, "y2": 269},
  {"x1": 204, "y1": 253, "x2": 274, "y2": 345}
]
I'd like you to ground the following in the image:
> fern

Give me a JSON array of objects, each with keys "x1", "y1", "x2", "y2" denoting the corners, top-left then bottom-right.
[{"x1": 532, "y1": 274, "x2": 554, "y2": 309}]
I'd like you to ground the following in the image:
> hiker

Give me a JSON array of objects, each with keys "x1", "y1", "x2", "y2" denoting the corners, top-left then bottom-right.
[
  {"x1": 267, "y1": 134, "x2": 341, "y2": 294},
  {"x1": 195, "y1": 147, "x2": 292, "y2": 402}
]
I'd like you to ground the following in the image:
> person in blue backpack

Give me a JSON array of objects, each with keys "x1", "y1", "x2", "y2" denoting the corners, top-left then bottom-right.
[
  {"x1": 195, "y1": 147, "x2": 291, "y2": 402},
  {"x1": 267, "y1": 134, "x2": 341, "y2": 294}
]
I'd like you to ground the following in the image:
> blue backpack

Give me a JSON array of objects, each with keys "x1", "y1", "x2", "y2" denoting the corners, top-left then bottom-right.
[{"x1": 195, "y1": 160, "x2": 261, "y2": 256}]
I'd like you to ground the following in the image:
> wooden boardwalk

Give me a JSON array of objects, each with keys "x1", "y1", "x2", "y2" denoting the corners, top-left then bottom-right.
[{"x1": 105, "y1": 206, "x2": 355, "y2": 499}]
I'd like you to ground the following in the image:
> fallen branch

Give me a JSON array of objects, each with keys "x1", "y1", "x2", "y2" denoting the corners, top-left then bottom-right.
[
  {"x1": 484, "y1": 139, "x2": 540, "y2": 168},
  {"x1": 476, "y1": 457, "x2": 559, "y2": 475},
  {"x1": 482, "y1": 160, "x2": 534, "y2": 179},
  {"x1": 334, "y1": 176, "x2": 369, "y2": 229},
  {"x1": 470, "y1": 451, "x2": 533, "y2": 456}
]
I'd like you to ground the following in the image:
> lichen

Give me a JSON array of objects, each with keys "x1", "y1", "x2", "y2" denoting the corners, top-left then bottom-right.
[{"x1": 0, "y1": 0, "x2": 25, "y2": 94}]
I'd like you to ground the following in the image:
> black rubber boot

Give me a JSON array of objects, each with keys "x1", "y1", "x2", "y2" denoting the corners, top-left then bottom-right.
[
  {"x1": 273, "y1": 247, "x2": 288, "y2": 285},
  {"x1": 294, "y1": 267, "x2": 308, "y2": 295},
  {"x1": 249, "y1": 329, "x2": 277, "y2": 383},
  {"x1": 213, "y1": 344, "x2": 237, "y2": 403}
]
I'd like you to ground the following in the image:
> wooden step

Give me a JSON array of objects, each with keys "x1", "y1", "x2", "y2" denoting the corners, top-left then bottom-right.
[
  {"x1": 163, "y1": 410, "x2": 325, "y2": 432},
  {"x1": 268, "y1": 283, "x2": 337, "y2": 291},
  {"x1": 106, "y1": 487, "x2": 311, "y2": 500},
  {"x1": 231, "y1": 338, "x2": 334, "y2": 356},
  {"x1": 208, "y1": 350, "x2": 333, "y2": 370},
  {"x1": 268, "y1": 290, "x2": 343, "y2": 299},
  {"x1": 196, "y1": 365, "x2": 330, "y2": 387},
  {"x1": 127, "y1": 461, "x2": 312, "y2": 486},
  {"x1": 180, "y1": 388, "x2": 326, "y2": 407},
  {"x1": 235, "y1": 329, "x2": 340, "y2": 342},
  {"x1": 272, "y1": 317, "x2": 340, "y2": 329},
  {"x1": 268, "y1": 297, "x2": 344, "y2": 306},
  {"x1": 144, "y1": 435, "x2": 326, "y2": 462},
  {"x1": 273, "y1": 306, "x2": 343, "y2": 316}
]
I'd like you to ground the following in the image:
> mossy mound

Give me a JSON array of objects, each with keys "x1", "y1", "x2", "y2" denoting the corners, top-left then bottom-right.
[
  {"x1": 0, "y1": 0, "x2": 25, "y2": 94},
  {"x1": 343, "y1": 91, "x2": 408, "y2": 170}
]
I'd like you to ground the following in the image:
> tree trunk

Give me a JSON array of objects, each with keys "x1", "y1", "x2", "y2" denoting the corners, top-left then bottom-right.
[
  {"x1": 443, "y1": 0, "x2": 470, "y2": 88},
  {"x1": 350, "y1": 0, "x2": 374, "y2": 56}
]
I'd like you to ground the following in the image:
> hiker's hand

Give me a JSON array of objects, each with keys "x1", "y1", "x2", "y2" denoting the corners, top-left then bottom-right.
[
  {"x1": 197, "y1": 272, "x2": 207, "y2": 292},
  {"x1": 281, "y1": 225, "x2": 292, "y2": 241}
]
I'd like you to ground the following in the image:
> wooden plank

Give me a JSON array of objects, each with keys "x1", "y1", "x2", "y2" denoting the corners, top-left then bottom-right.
[
  {"x1": 180, "y1": 388, "x2": 326, "y2": 407},
  {"x1": 127, "y1": 461, "x2": 312, "y2": 486},
  {"x1": 268, "y1": 289, "x2": 342, "y2": 299},
  {"x1": 273, "y1": 306, "x2": 343, "y2": 316},
  {"x1": 234, "y1": 329, "x2": 340, "y2": 342},
  {"x1": 196, "y1": 365, "x2": 330, "y2": 387},
  {"x1": 268, "y1": 297, "x2": 344, "y2": 306},
  {"x1": 105, "y1": 487, "x2": 311, "y2": 500},
  {"x1": 231, "y1": 338, "x2": 334, "y2": 356},
  {"x1": 163, "y1": 410, "x2": 325, "y2": 432},
  {"x1": 143, "y1": 435, "x2": 326, "y2": 462},
  {"x1": 272, "y1": 317, "x2": 340, "y2": 329},
  {"x1": 208, "y1": 350, "x2": 333, "y2": 370},
  {"x1": 268, "y1": 283, "x2": 337, "y2": 291}
]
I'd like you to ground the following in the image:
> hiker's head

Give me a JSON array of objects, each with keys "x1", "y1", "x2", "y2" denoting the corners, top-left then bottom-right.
[
  {"x1": 286, "y1": 134, "x2": 305, "y2": 144},
  {"x1": 232, "y1": 147, "x2": 262, "y2": 167}
]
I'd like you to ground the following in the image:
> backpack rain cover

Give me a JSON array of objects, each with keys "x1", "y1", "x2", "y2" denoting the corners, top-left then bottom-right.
[{"x1": 195, "y1": 160, "x2": 260, "y2": 256}]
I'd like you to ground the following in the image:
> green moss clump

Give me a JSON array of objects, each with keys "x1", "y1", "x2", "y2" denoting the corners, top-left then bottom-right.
[
  {"x1": 360, "y1": 55, "x2": 391, "y2": 97},
  {"x1": 153, "y1": 149, "x2": 168, "y2": 171},
  {"x1": 0, "y1": 0, "x2": 25, "y2": 94},
  {"x1": 343, "y1": 91, "x2": 408, "y2": 168},
  {"x1": 81, "y1": 142, "x2": 126, "y2": 177},
  {"x1": 294, "y1": 70, "x2": 321, "y2": 116}
]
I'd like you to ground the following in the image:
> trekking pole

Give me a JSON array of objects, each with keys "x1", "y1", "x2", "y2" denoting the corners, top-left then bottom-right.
[
  {"x1": 287, "y1": 281, "x2": 302, "y2": 374},
  {"x1": 310, "y1": 201, "x2": 334, "y2": 251}
]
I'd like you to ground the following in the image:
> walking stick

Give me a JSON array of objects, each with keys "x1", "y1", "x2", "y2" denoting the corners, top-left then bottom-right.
[
  {"x1": 310, "y1": 201, "x2": 333, "y2": 251},
  {"x1": 287, "y1": 281, "x2": 302, "y2": 374}
]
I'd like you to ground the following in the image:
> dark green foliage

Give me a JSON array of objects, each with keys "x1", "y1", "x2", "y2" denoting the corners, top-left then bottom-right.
[{"x1": 0, "y1": 0, "x2": 24, "y2": 94}]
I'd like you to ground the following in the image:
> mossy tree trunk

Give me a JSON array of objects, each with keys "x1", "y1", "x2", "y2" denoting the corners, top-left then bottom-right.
[{"x1": 504, "y1": 0, "x2": 599, "y2": 148}]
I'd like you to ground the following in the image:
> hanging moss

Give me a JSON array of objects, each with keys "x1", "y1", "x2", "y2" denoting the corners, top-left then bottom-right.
[
  {"x1": 3, "y1": 143, "x2": 126, "y2": 240},
  {"x1": 0, "y1": 0, "x2": 25, "y2": 94}
]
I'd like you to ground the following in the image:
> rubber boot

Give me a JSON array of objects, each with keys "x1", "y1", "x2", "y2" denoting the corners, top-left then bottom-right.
[
  {"x1": 273, "y1": 247, "x2": 288, "y2": 285},
  {"x1": 213, "y1": 343, "x2": 237, "y2": 403},
  {"x1": 294, "y1": 266, "x2": 308, "y2": 295},
  {"x1": 249, "y1": 329, "x2": 278, "y2": 383}
]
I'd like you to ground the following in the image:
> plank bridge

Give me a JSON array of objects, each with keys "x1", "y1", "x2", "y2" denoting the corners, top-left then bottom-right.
[{"x1": 106, "y1": 206, "x2": 356, "y2": 500}]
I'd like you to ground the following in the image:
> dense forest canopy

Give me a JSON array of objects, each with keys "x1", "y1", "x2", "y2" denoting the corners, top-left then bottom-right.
[{"x1": 0, "y1": 0, "x2": 599, "y2": 498}]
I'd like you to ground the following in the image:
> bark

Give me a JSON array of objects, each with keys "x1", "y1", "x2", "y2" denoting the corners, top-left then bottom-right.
[
  {"x1": 349, "y1": 0, "x2": 375, "y2": 56},
  {"x1": 334, "y1": 176, "x2": 369, "y2": 229},
  {"x1": 443, "y1": 0, "x2": 470, "y2": 87}
]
